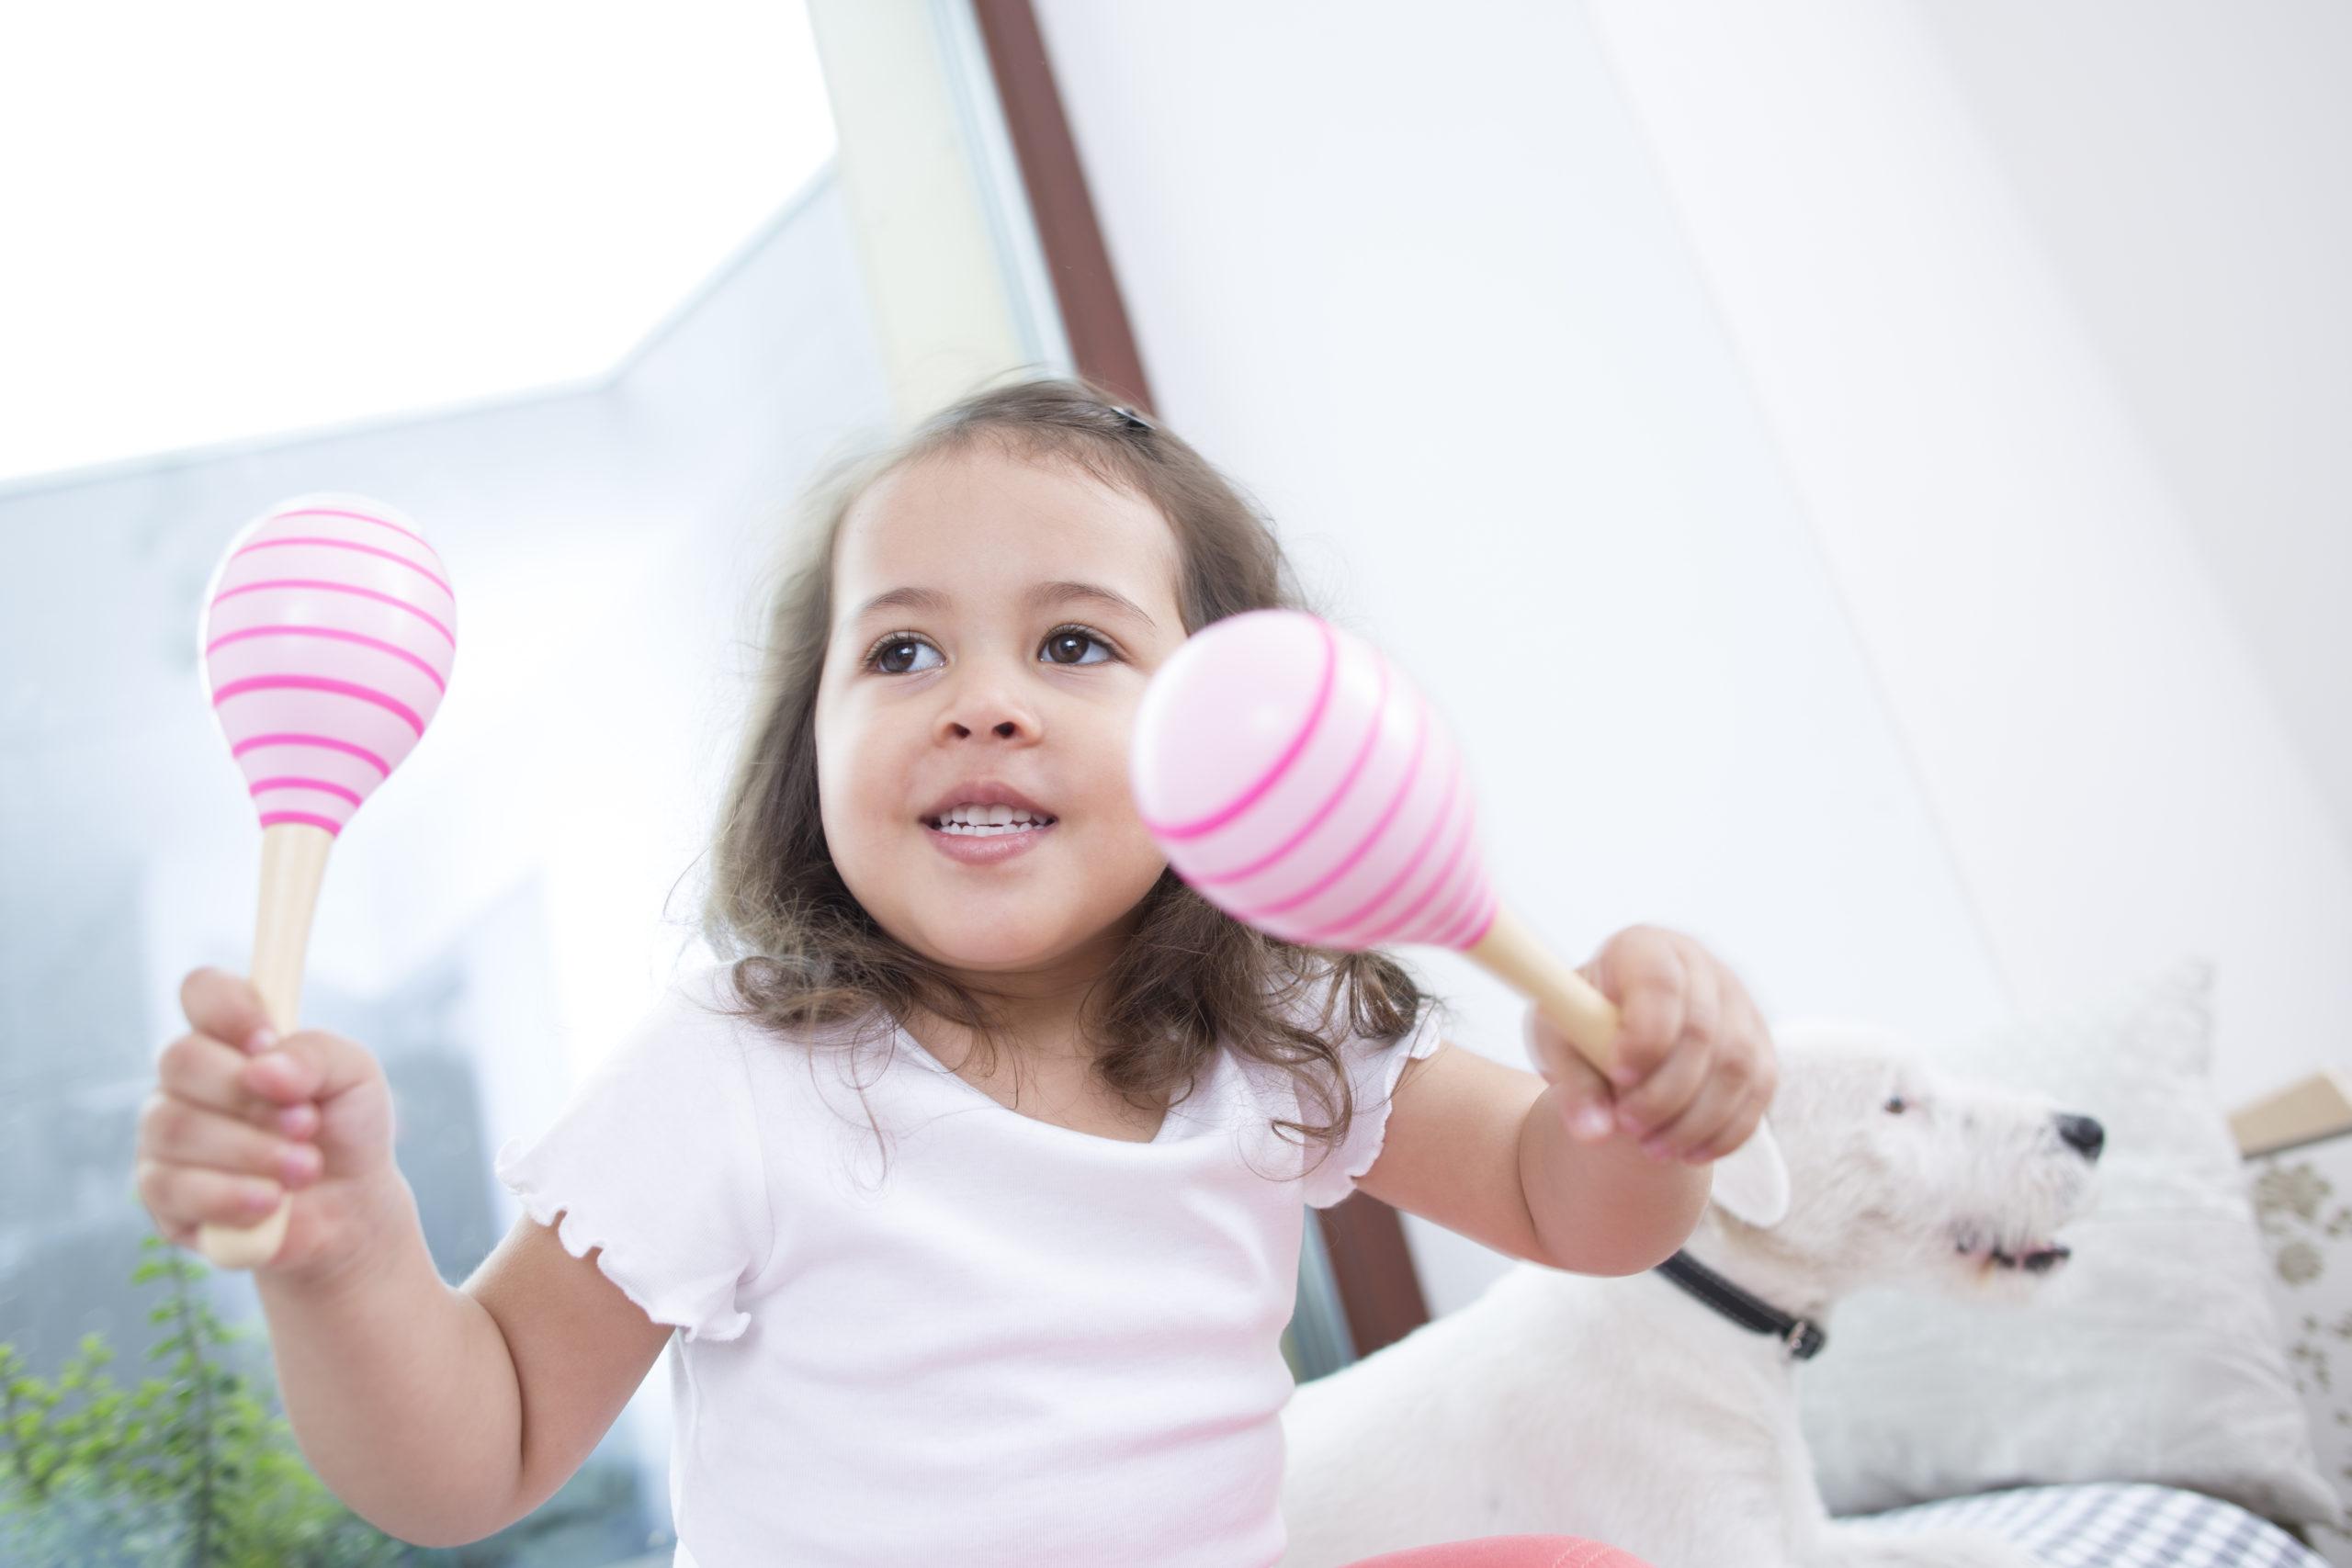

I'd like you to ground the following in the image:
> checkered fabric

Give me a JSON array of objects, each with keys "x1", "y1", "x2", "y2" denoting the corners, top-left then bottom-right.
[
  {"x1": 1859, "y1": 1482, "x2": 2325, "y2": 1566},
  {"x1": 1340, "y1": 1538, "x2": 1651, "y2": 1567}
]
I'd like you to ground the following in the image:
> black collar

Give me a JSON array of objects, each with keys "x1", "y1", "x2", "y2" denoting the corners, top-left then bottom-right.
[{"x1": 1651, "y1": 1250, "x2": 1828, "y2": 1361}]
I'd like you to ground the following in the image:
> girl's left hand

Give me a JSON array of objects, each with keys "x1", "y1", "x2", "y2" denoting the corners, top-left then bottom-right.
[{"x1": 1524, "y1": 924, "x2": 1780, "y2": 1165}]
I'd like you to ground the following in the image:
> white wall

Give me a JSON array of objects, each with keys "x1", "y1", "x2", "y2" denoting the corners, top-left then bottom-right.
[
  {"x1": 1912, "y1": 0, "x2": 2352, "y2": 827},
  {"x1": 1034, "y1": 0, "x2": 2352, "y2": 1317},
  {"x1": 1588, "y1": 0, "x2": 2351, "y2": 1125}
]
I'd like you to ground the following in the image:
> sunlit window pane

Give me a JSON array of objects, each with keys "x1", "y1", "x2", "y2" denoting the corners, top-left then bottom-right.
[{"x1": 0, "y1": 1, "x2": 835, "y2": 491}]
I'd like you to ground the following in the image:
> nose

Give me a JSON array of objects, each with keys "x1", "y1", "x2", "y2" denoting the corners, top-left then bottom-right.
[
  {"x1": 2054, "y1": 1113, "x2": 2104, "y2": 1162},
  {"x1": 943, "y1": 678, "x2": 1035, "y2": 741}
]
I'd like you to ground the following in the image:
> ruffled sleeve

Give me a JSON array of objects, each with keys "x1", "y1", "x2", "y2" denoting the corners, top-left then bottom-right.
[
  {"x1": 1299, "y1": 994, "x2": 1447, "y2": 1211},
  {"x1": 493, "y1": 968, "x2": 774, "y2": 1344}
]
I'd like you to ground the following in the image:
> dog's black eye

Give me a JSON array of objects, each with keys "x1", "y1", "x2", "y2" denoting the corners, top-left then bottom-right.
[{"x1": 1884, "y1": 1095, "x2": 1908, "y2": 1114}]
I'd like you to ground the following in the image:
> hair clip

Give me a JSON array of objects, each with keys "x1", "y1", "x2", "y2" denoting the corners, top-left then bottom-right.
[{"x1": 1111, "y1": 404, "x2": 1156, "y2": 434}]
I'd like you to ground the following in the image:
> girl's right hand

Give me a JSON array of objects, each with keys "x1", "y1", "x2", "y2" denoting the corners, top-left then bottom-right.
[{"x1": 136, "y1": 965, "x2": 409, "y2": 1285}]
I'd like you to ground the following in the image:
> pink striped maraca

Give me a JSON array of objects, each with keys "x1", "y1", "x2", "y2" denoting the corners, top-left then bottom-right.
[
  {"x1": 1130, "y1": 608, "x2": 1789, "y2": 1225},
  {"x1": 194, "y1": 492, "x2": 458, "y2": 1268}
]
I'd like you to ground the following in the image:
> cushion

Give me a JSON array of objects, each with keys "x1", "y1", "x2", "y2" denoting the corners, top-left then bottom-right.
[{"x1": 2248, "y1": 1124, "x2": 2352, "y2": 1562}]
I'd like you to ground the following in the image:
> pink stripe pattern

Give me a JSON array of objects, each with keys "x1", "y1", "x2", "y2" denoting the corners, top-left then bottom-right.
[
  {"x1": 1147, "y1": 617, "x2": 1338, "y2": 840},
  {"x1": 231, "y1": 535, "x2": 454, "y2": 598},
  {"x1": 213, "y1": 579, "x2": 454, "y2": 646},
  {"x1": 212, "y1": 674, "x2": 424, "y2": 737},
  {"x1": 250, "y1": 775, "x2": 366, "y2": 808},
  {"x1": 202, "y1": 493, "x2": 457, "y2": 835},
  {"x1": 1240, "y1": 699, "x2": 1430, "y2": 920},
  {"x1": 1129, "y1": 608, "x2": 1495, "y2": 953},
  {"x1": 232, "y1": 732, "x2": 390, "y2": 777},
  {"x1": 1289, "y1": 743, "x2": 1461, "y2": 942},
  {"x1": 272, "y1": 505, "x2": 430, "y2": 547},
  {"x1": 206, "y1": 625, "x2": 447, "y2": 694},
  {"x1": 1195, "y1": 653, "x2": 1391, "y2": 887}
]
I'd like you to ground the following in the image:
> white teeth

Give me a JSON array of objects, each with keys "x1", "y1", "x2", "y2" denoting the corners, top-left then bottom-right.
[
  {"x1": 932, "y1": 802, "x2": 1051, "y2": 828},
  {"x1": 935, "y1": 820, "x2": 1047, "y2": 837}
]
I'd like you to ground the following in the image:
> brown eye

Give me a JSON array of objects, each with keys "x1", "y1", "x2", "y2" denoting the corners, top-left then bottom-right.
[
  {"x1": 1042, "y1": 626, "x2": 1114, "y2": 666},
  {"x1": 865, "y1": 636, "x2": 940, "y2": 675},
  {"x1": 1884, "y1": 1095, "x2": 1908, "y2": 1115}
]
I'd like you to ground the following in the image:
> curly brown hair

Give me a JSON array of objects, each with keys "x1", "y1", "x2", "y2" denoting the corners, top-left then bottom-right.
[{"x1": 689, "y1": 371, "x2": 1439, "y2": 1180}]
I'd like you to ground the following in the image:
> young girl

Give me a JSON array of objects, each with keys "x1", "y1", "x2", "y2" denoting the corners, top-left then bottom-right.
[{"x1": 137, "y1": 377, "x2": 1777, "y2": 1567}]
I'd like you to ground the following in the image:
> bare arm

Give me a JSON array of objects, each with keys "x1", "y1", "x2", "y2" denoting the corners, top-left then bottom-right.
[
  {"x1": 1355, "y1": 1040, "x2": 1708, "y2": 1275},
  {"x1": 148, "y1": 970, "x2": 679, "y2": 1546},
  {"x1": 1513, "y1": 925, "x2": 1774, "y2": 1258},
  {"x1": 254, "y1": 1181, "x2": 672, "y2": 1547},
  {"x1": 1516, "y1": 1075, "x2": 1710, "y2": 1275},
  {"x1": 257, "y1": 1189, "x2": 677, "y2": 1541}
]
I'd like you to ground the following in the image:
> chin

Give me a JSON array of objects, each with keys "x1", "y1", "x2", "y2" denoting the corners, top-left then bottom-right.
[
  {"x1": 929, "y1": 938, "x2": 1057, "y2": 972},
  {"x1": 907, "y1": 913, "x2": 1072, "y2": 970}
]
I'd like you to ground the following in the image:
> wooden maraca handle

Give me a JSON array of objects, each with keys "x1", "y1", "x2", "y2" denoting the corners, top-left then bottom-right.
[
  {"x1": 196, "y1": 822, "x2": 333, "y2": 1270},
  {"x1": 1461, "y1": 902, "x2": 1626, "y2": 1077},
  {"x1": 1462, "y1": 898, "x2": 1792, "y2": 1225}
]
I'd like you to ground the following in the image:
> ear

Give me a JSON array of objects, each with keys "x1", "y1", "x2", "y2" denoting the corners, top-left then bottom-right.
[{"x1": 1709, "y1": 1117, "x2": 1792, "y2": 1229}]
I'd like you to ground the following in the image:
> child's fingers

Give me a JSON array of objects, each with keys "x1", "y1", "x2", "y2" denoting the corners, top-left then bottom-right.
[
  {"x1": 156, "y1": 1029, "x2": 286, "y2": 1127},
  {"x1": 1582, "y1": 930, "x2": 1689, "y2": 1090},
  {"x1": 137, "y1": 1091, "x2": 318, "y2": 1190},
  {"x1": 1638, "y1": 1068, "x2": 1746, "y2": 1162},
  {"x1": 1524, "y1": 1007, "x2": 1618, "y2": 1141},
  {"x1": 1557, "y1": 1066, "x2": 1620, "y2": 1143},
  {"x1": 1683, "y1": 1098, "x2": 1769, "y2": 1167},
  {"x1": 233, "y1": 1030, "x2": 380, "y2": 1111},
  {"x1": 1614, "y1": 1037, "x2": 1712, "y2": 1143},
  {"x1": 1614, "y1": 946, "x2": 1723, "y2": 1134},
  {"x1": 136, "y1": 1157, "x2": 288, "y2": 1233},
  {"x1": 178, "y1": 966, "x2": 276, "y2": 1059},
  {"x1": 1685, "y1": 1032, "x2": 1779, "y2": 1165}
]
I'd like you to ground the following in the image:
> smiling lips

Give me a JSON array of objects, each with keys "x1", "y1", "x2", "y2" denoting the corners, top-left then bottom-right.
[
  {"x1": 925, "y1": 803, "x2": 1057, "y2": 835},
  {"x1": 922, "y1": 812, "x2": 1057, "y2": 865},
  {"x1": 917, "y1": 781, "x2": 1059, "y2": 825}
]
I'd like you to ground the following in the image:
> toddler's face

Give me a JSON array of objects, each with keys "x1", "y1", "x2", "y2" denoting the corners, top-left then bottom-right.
[{"x1": 813, "y1": 446, "x2": 1186, "y2": 987}]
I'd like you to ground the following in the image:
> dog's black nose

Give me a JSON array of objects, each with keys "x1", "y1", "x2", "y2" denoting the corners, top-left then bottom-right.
[{"x1": 2055, "y1": 1113, "x2": 2104, "y2": 1161}]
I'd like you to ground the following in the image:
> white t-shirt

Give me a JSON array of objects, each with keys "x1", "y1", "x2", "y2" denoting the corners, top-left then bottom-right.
[{"x1": 492, "y1": 961, "x2": 1442, "y2": 1568}]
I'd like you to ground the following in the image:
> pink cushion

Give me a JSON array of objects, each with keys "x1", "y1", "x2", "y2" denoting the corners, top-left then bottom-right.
[{"x1": 1340, "y1": 1537, "x2": 1656, "y2": 1568}]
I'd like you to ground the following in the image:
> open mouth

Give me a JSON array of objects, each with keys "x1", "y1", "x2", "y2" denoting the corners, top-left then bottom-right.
[
  {"x1": 1984, "y1": 1242, "x2": 2070, "y2": 1274},
  {"x1": 1954, "y1": 1226, "x2": 2072, "y2": 1275}
]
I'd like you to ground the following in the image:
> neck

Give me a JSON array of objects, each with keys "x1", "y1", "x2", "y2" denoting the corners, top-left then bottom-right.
[
  {"x1": 911, "y1": 997, "x2": 1091, "y2": 1070},
  {"x1": 909, "y1": 908, "x2": 1143, "y2": 1074}
]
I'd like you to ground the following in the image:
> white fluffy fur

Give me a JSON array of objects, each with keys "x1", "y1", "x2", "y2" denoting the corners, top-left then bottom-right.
[{"x1": 1279, "y1": 1020, "x2": 2104, "y2": 1568}]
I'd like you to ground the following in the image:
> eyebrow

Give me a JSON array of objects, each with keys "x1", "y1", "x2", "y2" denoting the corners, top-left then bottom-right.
[{"x1": 850, "y1": 580, "x2": 1159, "y2": 631}]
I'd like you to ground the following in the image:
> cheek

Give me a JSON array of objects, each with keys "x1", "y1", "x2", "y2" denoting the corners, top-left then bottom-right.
[
  {"x1": 810, "y1": 736, "x2": 888, "y2": 868},
  {"x1": 1089, "y1": 760, "x2": 1160, "y2": 855},
  {"x1": 814, "y1": 698, "x2": 887, "y2": 798}
]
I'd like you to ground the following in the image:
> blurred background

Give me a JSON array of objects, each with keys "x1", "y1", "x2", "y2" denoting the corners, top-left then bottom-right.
[{"x1": 3, "y1": 1, "x2": 2346, "y2": 1562}]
